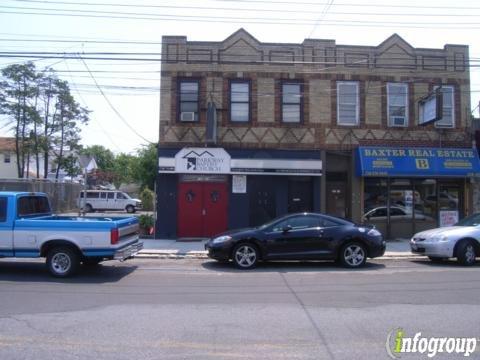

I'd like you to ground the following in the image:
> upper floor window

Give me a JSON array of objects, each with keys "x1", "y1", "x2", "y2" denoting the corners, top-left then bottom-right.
[
  {"x1": 282, "y1": 82, "x2": 302, "y2": 123},
  {"x1": 435, "y1": 85, "x2": 455, "y2": 128},
  {"x1": 387, "y1": 83, "x2": 408, "y2": 127},
  {"x1": 230, "y1": 81, "x2": 250, "y2": 122},
  {"x1": 337, "y1": 81, "x2": 359, "y2": 126},
  {"x1": 179, "y1": 80, "x2": 199, "y2": 122},
  {"x1": 3, "y1": 152, "x2": 10, "y2": 163}
]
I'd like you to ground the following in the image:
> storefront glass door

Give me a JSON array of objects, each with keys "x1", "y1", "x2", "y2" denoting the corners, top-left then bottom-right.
[{"x1": 363, "y1": 177, "x2": 464, "y2": 239}]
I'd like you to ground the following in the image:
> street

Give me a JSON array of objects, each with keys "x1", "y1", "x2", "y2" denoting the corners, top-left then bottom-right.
[{"x1": 0, "y1": 258, "x2": 479, "y2": 360}]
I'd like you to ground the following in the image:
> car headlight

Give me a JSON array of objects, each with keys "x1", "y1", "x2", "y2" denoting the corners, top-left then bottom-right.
[
  {"x1": 431, "y1": 235, "x2": 449, "y2": 242},
  {"x1": 367, "y1": 228, "x2": 381, "y2": 237},
  {"x1": 212, "y1": 235, "x2": 232, "y2": 244}
]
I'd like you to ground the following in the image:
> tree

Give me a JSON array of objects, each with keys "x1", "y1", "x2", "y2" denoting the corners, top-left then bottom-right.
[
  {"x1": 0, "y1": 63, "x2": 90, "y2": 179},
  {"x1": 131, "y1": 143, "x2": 157, "y2": 190},
  {"x1": 0, "y1": 62, "x2": 38, "y2": 178},
  {"x1": 52, "y1": 80, "x2": 89, "y2": 179},
  {"x1": 54, "y1": 153, "x2": 82, "y2": 178},
  {"x1": 80, "y1": 145, "x2": 115, "y2": 172},
  {"x1": 112, "y1": 153, "x2": 136, "y2": 188}
]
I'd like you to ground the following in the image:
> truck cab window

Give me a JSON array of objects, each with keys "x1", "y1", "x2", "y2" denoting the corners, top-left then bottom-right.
[
  {"x1": 0, "y1": 197, "x2": 6, "y2": 222},
  {"x1": 17, "y1": 196, "x2": 51, "y2": 217}
]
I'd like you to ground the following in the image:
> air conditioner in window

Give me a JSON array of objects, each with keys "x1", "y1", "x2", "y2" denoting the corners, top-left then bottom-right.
[
  {"x1": 392, "y1": 116, "x2": 406, "y2": 126},
  {"x1": 180, "y1": 112, "x2": 195, "y2": 122}
]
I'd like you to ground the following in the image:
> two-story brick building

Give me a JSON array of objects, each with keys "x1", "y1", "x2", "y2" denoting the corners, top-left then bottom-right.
[{"x1": 156, "y1": 28, "x2": 480, "y2": 239}]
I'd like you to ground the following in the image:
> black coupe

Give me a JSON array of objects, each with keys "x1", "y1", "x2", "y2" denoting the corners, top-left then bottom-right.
[{"x1": 205, "y1": 212, "x2": 385, "y2": 269}]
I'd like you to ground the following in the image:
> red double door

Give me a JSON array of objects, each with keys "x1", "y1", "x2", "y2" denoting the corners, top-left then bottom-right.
[{"x1": 177, "y1": 182, "x2": 228, "y2": 238}]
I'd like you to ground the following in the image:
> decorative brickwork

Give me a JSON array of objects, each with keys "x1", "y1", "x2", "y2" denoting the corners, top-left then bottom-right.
[{"x1": 160, "y1": 29, "x2": 471, "y2": 151}]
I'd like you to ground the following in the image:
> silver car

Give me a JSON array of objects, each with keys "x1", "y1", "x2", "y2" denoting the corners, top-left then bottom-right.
[{"x1": 410, "y1": 213, "x2": 480, "y2": 265}]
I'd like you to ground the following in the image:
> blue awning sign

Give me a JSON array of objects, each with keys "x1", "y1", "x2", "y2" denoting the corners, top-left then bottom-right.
[{"x1": 356, "y1": 147, "x2": 480, "y2": 177}]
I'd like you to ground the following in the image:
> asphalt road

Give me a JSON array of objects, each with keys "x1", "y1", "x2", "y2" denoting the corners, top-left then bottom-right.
[{"x1": 0, "y1": 258, "x2": 479, "y2": 360}]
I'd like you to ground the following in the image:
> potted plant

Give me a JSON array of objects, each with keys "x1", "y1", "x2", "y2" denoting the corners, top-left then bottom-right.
[{"x1": 138, "y1": 214, "x2": 154, "y2": 236}]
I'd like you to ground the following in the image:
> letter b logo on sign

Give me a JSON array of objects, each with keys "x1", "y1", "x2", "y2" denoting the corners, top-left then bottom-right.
[{"x1": 415, "y1": 159, "x2": 429, "y2": 169}]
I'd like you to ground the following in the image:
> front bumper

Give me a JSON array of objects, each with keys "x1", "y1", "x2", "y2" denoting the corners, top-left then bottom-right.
[
  {"x1": 205, "y1": 242, "x2": 231, "y2": 261},
  {"x1": 410, "y1": 240, "x2": 453, "y2": 258},
  {"x1": 369, "y1": 240, "x2": 386, "y2": 258},
  {"x1": 114, "y1": 241, "x2": 144, "y2": 261}
]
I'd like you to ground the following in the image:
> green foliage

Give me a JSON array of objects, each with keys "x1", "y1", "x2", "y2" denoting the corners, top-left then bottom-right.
[
  {"x1": 55, "y1": 154, "x2": 82, "y2": 177},
  {"x1": 138, "y1": 214, "x2": 154, "y2": 229},
  {"x1": 80, "y1": 145, "x2": 115, "y2": 171},
  {"x1": 112, "y1": 153, "x2": 136, "y2": 188},
  {"x1": 139, "y1": 187, "x2": 155, "y2": 211},
  {"x1": 131, "y1": 143, "x2": 157, "y2": 190},
  {"x1": 0, "y1": 62, "x2": 90, "y2": 179}
]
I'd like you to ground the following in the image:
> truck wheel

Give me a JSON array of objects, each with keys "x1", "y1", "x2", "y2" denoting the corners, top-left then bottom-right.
[
  {"x1": 126, "y1": 205, "x2": 135, "y2": 213},
  {"x1": 84, "y1": 204, "x2": 93, "y2": 213},
  {"x1": 46, "y1": 247, "x2": 80, "y2": 277}
]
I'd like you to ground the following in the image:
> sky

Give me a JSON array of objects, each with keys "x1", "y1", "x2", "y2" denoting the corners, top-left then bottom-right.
[{"x1": 0, "y1": 0, "x2": 479, "y2": 155}]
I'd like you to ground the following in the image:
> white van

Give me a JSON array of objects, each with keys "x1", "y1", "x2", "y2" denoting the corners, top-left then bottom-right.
[{"x1": 78, "y1": 190, "x2": 142, "y2": 213}]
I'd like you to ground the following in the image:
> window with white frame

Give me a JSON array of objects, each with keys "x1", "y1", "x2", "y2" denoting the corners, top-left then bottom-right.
[
  {"x1": 387, "y1": 83, "x2": 408, "y2": 127},
  {"x1": 230, "y1": 81, "x2": 250, "y2": 122},
  {"x1": 282, "y1": 82, "x2": 302, "y2": 123},
  {"x1": 434, "y1": 85, "x2": 455, "y2": 128},
  {"x1": 179, "y1": 80, "x2": 199, "y2": 122},
  {"x1": 337, "y1": 81, "x2": 359, "y2": 125},
  {"x1": 3, "y1": 152, "x2": 10, "y2": 163}
]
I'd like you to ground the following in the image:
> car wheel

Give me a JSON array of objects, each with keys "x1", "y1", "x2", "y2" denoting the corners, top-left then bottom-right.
[
  {"x1": 126, "y1": 205, "x2": 135, "y2": 213},
  {"x1": 428, "y1": 256, "x2": 447, "y2": 263},
  {"x1": 84, "y1": 204, "x2": 93, "y2": 213},
  {"x1": 46, "y1": 247, "x2": 80, "y2": 277},
  {"x1": 232, "y1": 243, "x2": 259, "y2": 270},
  {"x1": 340, "y1": 242, "x2": 367, "y2": 268},
  {"x1": 456, "y1": 241, "x2": 477, "y2": 266}
]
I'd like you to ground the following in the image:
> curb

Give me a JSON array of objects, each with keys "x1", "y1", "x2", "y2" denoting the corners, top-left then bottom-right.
[{"x1": 135, "y1": 251, "x2": 423, "y2": 261}]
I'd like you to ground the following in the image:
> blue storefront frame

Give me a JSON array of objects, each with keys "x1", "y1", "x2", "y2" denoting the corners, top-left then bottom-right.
[{"x1": 356, "y1": 147, "x2": 480, "y2": 178}]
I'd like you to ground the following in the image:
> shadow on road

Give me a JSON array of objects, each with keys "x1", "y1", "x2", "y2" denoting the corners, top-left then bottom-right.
[
  {"x1": 201, "y1": 259, "x2": 386, "y2": 273},
  {"x1": 410, "y1": 259, "x2": 479, "y2": 268},
  {"x1": 0, "y1": 260, "x2": 137, "y2": 283}
]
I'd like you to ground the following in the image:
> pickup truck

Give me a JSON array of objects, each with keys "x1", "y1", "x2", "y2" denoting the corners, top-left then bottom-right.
[{"x1": 0, "y1": 191, "x2": 143, "y2": 277}]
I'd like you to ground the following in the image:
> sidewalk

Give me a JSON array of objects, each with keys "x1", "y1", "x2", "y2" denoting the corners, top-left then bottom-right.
[{"x1": 135, "y1": 238, "x2": 420, "y2": 260}]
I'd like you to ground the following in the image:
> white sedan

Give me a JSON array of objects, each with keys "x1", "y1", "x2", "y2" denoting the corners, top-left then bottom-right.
[
  {"x1": 362, "y1": 206, "x2": 430, "y2": 222},
  {"x1": 410, "y1": 213, "x2": 480, "y2": 265}
]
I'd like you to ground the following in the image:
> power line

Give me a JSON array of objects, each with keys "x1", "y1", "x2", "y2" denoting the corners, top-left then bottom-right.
[
  {"x1": 64, "y1": 56, "x2": 123, "y2": 152},
  {"x1": 210, "y1": 0, "x2": 480, "y2": 10},
  {"x1": 1, "y1": 52, "x2": 479, "y2": 68},
  {"x1": 9, "y1": 0, "x2": 480, "y2": 17},
  {"x1": 1, "y1": 8, "x2": 480, "y2": 28},
  {"x1": 77, "y1": 54, "x2": 155, "y2": 145},
  {"x1": 308, "y1": 0, "x2": 335, "y2": 38}
]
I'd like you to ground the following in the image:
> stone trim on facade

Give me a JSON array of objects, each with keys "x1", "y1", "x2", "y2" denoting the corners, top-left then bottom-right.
[{"x1": 159, "y1": 29, "x2": 471, "y2": 150}]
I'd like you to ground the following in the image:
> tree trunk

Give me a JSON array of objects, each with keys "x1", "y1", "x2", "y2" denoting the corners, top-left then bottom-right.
[
  {"x1": 55, "y1": 104, "x2": 65, "y2": 180},
  {"x1": 33, "y1": 95, "x2": 40, "y2": 178}
]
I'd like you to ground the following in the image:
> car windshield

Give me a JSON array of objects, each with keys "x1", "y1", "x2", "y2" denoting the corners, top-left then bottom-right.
[{"x1": 455, "y1": 213, "x2": 480, "y2": 226}]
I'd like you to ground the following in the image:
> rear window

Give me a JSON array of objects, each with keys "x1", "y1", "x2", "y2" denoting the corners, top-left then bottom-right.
[
  {"x1": 17, "y1": 196, "x2": 51, "y2": 217},
  {"x1": 0, "y1": 197, "x2": 7, "y2": 222}
]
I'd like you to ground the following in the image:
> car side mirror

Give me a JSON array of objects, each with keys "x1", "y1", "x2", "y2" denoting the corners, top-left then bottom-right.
[{"x1": 282, "y1": 225, "x2": 292, "y2": 233}]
